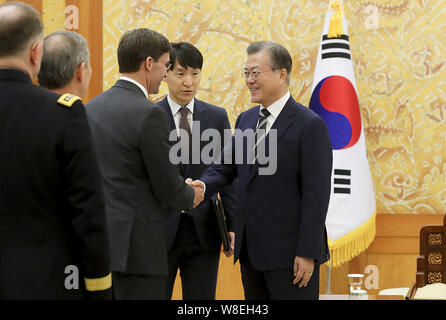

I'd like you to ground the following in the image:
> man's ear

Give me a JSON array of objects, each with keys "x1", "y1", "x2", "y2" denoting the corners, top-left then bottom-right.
[
  {"x1": 279, "y1": 68, "x2": 288, "y2": 83},
  {"x1": 76, "y1": 62, "x2": 85, "y2": 82},
  {"x1": 145, "y1": 56, "x2": 153, "y2": 72},
  {"x1": 30, "y1": 41, "x2": 41, "y2": 67}
]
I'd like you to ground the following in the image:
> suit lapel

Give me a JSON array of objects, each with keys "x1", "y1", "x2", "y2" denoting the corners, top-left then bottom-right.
[
  {"x1": 186, "y1": 99, "x2": 208, "y2": 176},
  {"x1": 243, "y1": 106, "x2": 261, "y2": 132},
  {"x1": 192, "y1": 99, "x2": 208, "y2": 136},
  {"x1": 269, "y1": 96, "x2": 297, "y2": 142},
  {"x1": 158, "y1": 97, "x2": 189, "y2": 176},
  {"x1": 247, "y1": 97, "x2": 297, "y2": 186},
  {"x1": 158, "y1": 97, "x2": 177, "y2": 137}
]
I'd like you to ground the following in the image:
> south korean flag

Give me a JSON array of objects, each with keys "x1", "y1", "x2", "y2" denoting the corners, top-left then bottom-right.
[{"x1": 309, "y1": 0, "x2": 376, "y2": 267}]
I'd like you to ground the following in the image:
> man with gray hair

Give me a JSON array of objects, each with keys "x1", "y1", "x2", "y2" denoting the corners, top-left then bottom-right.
[
  {"x1": 0, "y1": 1, "x2": 111, "y2": 299},
  {"x1": 198, "y1": 41, "x2": 333, "y2": 300},
  {"x1": 38, "y1": 30, "x2": 92, "y2": 99}
]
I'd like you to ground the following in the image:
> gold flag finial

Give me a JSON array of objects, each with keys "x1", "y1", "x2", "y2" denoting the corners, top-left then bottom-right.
[{"x1": 328, "y1": 0, "x2": 344, "y2": 38}]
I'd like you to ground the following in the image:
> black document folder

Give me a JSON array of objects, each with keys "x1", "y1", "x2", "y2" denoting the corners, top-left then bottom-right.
[{"x1": 213, "y1": 198, "x2": 231, "y2": 252}]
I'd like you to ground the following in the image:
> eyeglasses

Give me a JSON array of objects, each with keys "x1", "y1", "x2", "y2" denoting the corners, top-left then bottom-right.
[
  {"x1": 165, "y1": 63, "x2": 172, "y2": 71},
  {"x1": 242, "y1": 69, "x2": 275, "y2": 79}
]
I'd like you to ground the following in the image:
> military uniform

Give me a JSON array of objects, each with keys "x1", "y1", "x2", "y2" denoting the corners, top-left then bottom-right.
[{"x1": 0, "y1": 68, "x2": 111, "y2": 299}]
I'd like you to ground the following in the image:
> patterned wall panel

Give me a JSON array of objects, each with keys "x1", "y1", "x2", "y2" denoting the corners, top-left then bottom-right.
[
  {"x1": 0, "y1": 1, "x2": 64, "y2": 34},
  {"x1": 42, "y1": 0, "x2": 65, "y2": 35}
]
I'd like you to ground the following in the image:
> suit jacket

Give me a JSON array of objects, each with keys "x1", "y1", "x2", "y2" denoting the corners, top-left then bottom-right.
[
  {"x1": 200, "y1": 96, "x2": 332, "y2": 271},
  {"x1": 86, "y1": 80, "x2": 194, "y2": 276},
  {"x1": 0, "y1": 69, "x2": 110, "y2": 299},
  {"x1": 157, "y1": 97, "x2": 237, "y2": 253}
]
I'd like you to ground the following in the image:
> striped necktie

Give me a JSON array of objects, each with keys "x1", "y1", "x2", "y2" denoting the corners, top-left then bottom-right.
[{"x1": 253, "y1": 108, "x2": 271, "y2": 163}]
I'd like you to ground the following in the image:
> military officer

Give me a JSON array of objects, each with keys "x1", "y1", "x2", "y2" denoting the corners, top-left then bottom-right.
[
  {"x1": 38, "y1": 30, "x2": 92, "y2": 100},
  {"x1": 0, "y1": 2, "x2": 111, "y2": 299}
]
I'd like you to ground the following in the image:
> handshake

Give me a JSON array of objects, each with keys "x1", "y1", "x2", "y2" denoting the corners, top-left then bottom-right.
[{"x1": 186, "y1": 178, "x2": 205, "y2": 208}]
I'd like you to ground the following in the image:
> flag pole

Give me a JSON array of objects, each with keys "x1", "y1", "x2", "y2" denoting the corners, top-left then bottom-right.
[{"x1": 326, "y1": 266, "x2": 332, "y2": 294}]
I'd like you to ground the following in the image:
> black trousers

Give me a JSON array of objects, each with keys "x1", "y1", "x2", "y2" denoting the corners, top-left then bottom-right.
[
  {"x1": 166, "y1": 215, "x2": 220, "y2": 300},
  {"x1": 112, "y1": 272, "x2": 167, "y2": 300},
  {"x1": 239, "y1": 236, "x2": 320, "y2": 300}
]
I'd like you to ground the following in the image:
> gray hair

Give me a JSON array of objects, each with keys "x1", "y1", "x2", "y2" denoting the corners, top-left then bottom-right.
[
  {"x1": 38, "y1": 31, "x2": 90, "y2": 89},
  {"x1": 247, "y1": 41, "x2": 292, "y2": 83},
  {"x1": 0, "y1": 1, "x2": 43, "y2": 58}
]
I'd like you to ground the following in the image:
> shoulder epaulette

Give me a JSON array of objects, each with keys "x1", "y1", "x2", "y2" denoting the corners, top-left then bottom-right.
[{"x1": 57, "y1": 93, "x2": 81, "y2": 108}]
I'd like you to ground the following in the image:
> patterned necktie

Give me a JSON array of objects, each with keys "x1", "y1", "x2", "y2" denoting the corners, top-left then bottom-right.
[
  {"x1": 253, "y1": 108, "x2": 271, "y2": 163},
  {"x1": 178, "y1": 107, "x2": 191, "y2": 175},
  {"x1": 179, "y1": 107, "x2": 192, "y2": 139}
]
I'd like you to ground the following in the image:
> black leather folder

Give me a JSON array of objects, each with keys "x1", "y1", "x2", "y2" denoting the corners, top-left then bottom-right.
[{"x1": 213, "y1": 198, "x2": 231, "y2": 252}]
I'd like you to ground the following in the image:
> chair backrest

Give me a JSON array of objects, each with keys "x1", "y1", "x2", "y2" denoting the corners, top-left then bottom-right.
[{"x1": 416, "y1": 215, "x2": 446, "y2": 288}]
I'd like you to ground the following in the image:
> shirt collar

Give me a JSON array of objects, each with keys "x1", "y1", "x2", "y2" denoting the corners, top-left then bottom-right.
[
  {"x1": 167, "y1": 94, "x2": 195, "y2": 116},
  {"x1": 260, "y1": 91, "x2": 290, "y2": 119},
  {"x1": 119, "y1": 76, "x2": 148, "y2": 99}
]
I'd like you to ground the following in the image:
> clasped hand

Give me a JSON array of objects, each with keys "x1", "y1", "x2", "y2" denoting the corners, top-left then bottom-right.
[{"x1": 185, "y1": 178, "x2": 205, "y2": 208}]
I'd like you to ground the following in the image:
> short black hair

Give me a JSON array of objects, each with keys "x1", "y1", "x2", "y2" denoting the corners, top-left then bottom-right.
[
  {"x1": 169, "y1": 42, "x2": 203, "y2": 70},
  {"x1": 0, "y1": 1, "x2": 43, "y2": 58},
  {"x1": 38, "y1": 31, "x2": 90, "y2": 89},
  {"x1": 117, "y1": 28, "x2": 171, "y2": 73},
  {"x1": 247, "y1": 41, "x2": 292, "y2": 83}
]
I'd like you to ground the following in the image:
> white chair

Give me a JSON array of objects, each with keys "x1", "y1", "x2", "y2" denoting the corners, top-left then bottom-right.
[{"x1": 378, "y1": 288, "x2": 409, "y2": 297}]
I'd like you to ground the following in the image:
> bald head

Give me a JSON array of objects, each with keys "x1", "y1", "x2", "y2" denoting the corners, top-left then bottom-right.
[
  {"x1": 38, "y1": 31, "x2": 90, "y2": 90},
  {"x1": 0, "y1": 2, "x2": 43, "y2": 58}
]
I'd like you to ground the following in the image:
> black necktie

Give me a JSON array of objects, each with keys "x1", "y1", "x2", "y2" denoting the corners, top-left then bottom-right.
[{"x1": 253, "y1": 108, "x2": 271, "y2": 163}]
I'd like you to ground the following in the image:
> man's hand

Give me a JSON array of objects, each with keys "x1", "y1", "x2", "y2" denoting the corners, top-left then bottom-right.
[
  {"x1": 224, "y1": 232, "x2": 235, "y2": 257},
  {"x1": 186, "y1": 178, "x2": 205, "y2": 208},
  {"x1": 293, "y1": 256, "x2": 314, "y2": 287}
]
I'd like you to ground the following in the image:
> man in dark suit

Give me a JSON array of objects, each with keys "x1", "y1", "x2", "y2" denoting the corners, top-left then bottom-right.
[
  {"x1": 86, "y1": 29, "x2": 204, "y2": 300},
  {"x1": 0, "y1": 2, "x2": 111, "y2": 299},
  {"x1": 196, "y1": 41, "x2": 332, "y2": 300},
  {"x1": 157, "y1": 42, "x2": 237, "y2": 300}
]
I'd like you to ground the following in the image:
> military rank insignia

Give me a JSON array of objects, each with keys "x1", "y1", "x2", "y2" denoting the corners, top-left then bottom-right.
[{"x1": 57, "y1": 93, "x2": 81, "y2": 107}]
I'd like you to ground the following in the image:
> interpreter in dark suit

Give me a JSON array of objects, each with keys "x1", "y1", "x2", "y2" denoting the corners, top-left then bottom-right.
[
  {"x1": 0, "y1": 2, "x2": 111, "y2": 299},
  {"x1": 86, "y1": 29, "x2": 204, "y2": 300},
  {"x1": 194, "y1": 41, "x2": 333, "y2": 300},
  {"x1": 157, "y1": 42, "x2": 237, "y2": 300}
]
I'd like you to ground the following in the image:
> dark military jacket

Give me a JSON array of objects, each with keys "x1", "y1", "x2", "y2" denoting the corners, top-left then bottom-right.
[{"x1": 0, "y1": 68, "x2": 111, "y2": 299}]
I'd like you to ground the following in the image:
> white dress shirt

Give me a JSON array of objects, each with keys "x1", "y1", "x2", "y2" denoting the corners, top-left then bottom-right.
[
  {"x1": 166, "y1": 95, "x2": 206, "y2": 199},
  {"x1": 167, "y1": 94, "x2": 194, "y2": 136},
  {"x1": 258, "y1": 91, "x2": 291, "y2": 134},
  {"x1": 120, "y1": 76, "x2": 149, "y2": 99}
]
